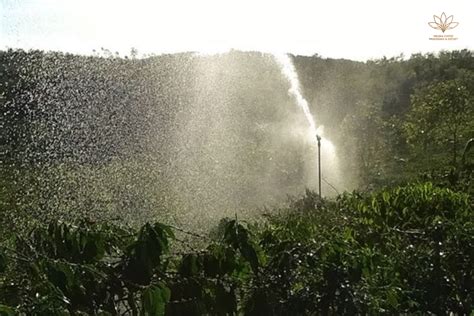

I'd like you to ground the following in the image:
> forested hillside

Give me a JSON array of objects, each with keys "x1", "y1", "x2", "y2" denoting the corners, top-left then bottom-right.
[
  {"x1": 295, "y1": 50, "x2": 473, "y2": 188},
  {"x1": 2, "y1": 49, "x2": 472, "y2": 186}
]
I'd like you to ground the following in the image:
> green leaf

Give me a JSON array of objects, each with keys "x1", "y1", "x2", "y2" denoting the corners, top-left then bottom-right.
[
  {"x1": 203, "y1": 252, "x2": 219, "y2": 277},
  {"x1": 0, "y1": 249, "x2": 7, "y2": 273},
  {"x1": 141, "y1": 283, "x2": 171, "y2": 316},
  {"x1": 124, "y1": 222, "x2": 173, "y2": 284},
  {"x1": 382, "y1": 191, "x2": 390, "y2": 203},
  {"x1": 82, "y1": 233, "x2": 105, "y2": 262},
  {"x1": 387, "y1": 288, "x2": 399, "y2": 308},
  {"x1": 240, "y1": 242, "x2": 259, "y2": 273},
  {"x1": 0, "y1": 305, "x2": 15, "y2": 316},
  {"x1": 214, "y1": 284, "x2": 236, "y2": 314},
  {"x1": 179, "y1": 254, "x2": 200, "y2": 277},
  {"x1": 222, "y1": 220, "x2": 260, "y2": 273},
  {"x1": 45, "y1": 260, "x2": 75, "y2": 294}
]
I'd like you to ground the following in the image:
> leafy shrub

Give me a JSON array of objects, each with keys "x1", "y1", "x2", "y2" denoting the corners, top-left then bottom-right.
[{"x1": 0, "y1": 183, "x2": 472, "y2": 315}]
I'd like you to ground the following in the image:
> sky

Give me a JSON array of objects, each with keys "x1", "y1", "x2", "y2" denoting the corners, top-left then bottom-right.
[{"x1": 0, "y1": 0, "x2": 472, "y2": 61}]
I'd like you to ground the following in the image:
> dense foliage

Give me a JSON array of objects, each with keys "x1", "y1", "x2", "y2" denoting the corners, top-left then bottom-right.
[
  {"x1": 0, "y1": 48, "x2": 472, "y2": 314},
  {"x1": 1, "y1": 50, "x2": 472, "y2": 218},
  {"x1": 295, "y1": 51, "x2": 473, "y2": 188},
  {"x1": 0, "y1": 183, "x2": 472, "y2": 315}
]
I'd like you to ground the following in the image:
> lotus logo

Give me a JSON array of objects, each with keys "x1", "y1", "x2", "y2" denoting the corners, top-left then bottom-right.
[{"x1": 428, "y1": 12, "x2": 458, "y2": 33}]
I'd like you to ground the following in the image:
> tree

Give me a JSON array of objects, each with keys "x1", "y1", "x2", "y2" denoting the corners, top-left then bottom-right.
[
  {"x1": 339, "y1": 103, "x2": 391, "y2": 187},
  {"x1": 404, "y1": 79, "x2": 473, "y2": 166}
]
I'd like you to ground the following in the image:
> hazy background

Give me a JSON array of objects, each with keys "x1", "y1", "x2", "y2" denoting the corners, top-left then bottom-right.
[
  {"x1": 1, "y1": 0, "x2": 472, "y2": 59},
  {"x1": 0, "y1": 1, "x2": 472, "y2": 228}
]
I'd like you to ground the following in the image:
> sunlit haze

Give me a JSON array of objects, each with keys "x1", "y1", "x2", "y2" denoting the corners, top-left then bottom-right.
[{"x1": 1, "y1": 0, "x2": 472, "y2": 60}]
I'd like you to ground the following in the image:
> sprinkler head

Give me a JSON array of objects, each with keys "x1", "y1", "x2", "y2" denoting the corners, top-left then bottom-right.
[{"x1": 316, "y1": 134, "x2": 321, "y2": 142}]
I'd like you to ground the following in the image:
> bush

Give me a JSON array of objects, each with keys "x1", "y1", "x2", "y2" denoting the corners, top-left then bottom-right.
[{"x1": 0, "y1": 183, "x2": 472, "y2": 315}]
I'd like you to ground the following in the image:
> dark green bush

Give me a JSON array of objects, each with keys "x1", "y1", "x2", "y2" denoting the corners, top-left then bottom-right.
[{"x1": 0, "y1": 183, "x2": 472, "y2": 315}]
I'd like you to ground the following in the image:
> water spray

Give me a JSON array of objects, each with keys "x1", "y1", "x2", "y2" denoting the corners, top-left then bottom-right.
[
  {"x1": 274, "y1": 53, "x2": 330, "y2": 196},
  {"x1": 316, "y1": 134, "x2": 322, "y2": 196},
  {"x1": 274, "y1": 54, "x2": 317, "y2": 136}
]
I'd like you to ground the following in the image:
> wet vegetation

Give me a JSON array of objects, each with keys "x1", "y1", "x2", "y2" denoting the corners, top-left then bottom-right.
[
  {"x1": 0, "y1": 184, "x2": 472, "y2": 314},
  {"x1": 0, "y1": 48, "x2": 473, "y2": 314}
]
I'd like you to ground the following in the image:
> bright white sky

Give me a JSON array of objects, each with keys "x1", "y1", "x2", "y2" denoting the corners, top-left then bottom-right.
[{"x1": 0, "y1": 0, "x2": 472, "y2": 61}]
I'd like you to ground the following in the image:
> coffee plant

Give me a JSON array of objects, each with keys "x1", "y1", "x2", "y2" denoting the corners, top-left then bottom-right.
[{"x1": 0, "y1": 183, "x2": 472, "y2": 315}]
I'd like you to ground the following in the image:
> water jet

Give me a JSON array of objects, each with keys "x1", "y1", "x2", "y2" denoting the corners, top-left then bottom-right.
[{"x1": 274, "y1": 53, "x2": 339, "y2": 196}]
